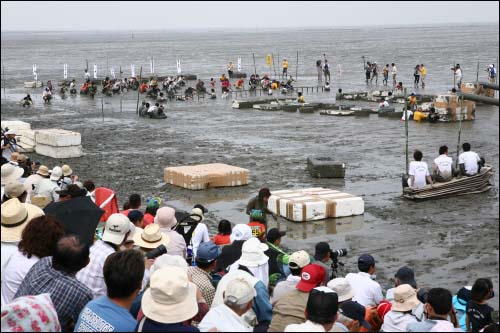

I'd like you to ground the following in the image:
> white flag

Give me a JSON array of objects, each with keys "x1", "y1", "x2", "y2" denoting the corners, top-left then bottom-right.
[
  {"x1": 63, "y1": 64, "x2": 68, "y2": 79},
  {"x1": 110, "y1": 67, "x2": 115, "y2": 79},
  {"x1": 93, "y1": 64, "x2": 98, "y2": 79},
  {"x1": 237, "y1": 57, "x2": 242, "y2": 72},
  {"x1": 131, "y1": 64, "x2": 135, "y2": 77},
  {"x1": 176, "y1": 60, "x2": 181, "y2": 74},
  {"x1": 150, "y1": 58, "x2": 154, "y2": 74},
  {"x1": 33, "y1": 64, "x2": 37, "y2": 81}
]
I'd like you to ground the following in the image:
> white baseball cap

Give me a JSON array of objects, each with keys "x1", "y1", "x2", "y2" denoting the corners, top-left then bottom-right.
[
  {"x1": 224, "y1": 277, "x2": 256, "y2": 305},
  {"x1": 327, "y1": 278, "x2": 357, "y2": 302},
  {"x1": 289, "y1": 250, "x2": 311, "y2": 269},
  {"x1": 102, "y1": 213, "x2": 130, "y2": 245}
]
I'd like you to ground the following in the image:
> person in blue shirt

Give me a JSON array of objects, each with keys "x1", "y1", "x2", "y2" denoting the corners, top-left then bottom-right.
[{"x1": 74, "y1": 250, "x2": 145, "y2": 332}]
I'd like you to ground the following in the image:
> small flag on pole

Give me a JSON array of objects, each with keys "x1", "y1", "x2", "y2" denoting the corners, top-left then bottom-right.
[
  {"x1": 176, "y1": 60, "x2": 181, "y2": 74},
  {"x1": 33, "y1": 64, "x2": 37, "y2": 81},
  {"x1": 63, "y1": 64, "x2": 68, "y2": 79},
  {"x1": 93, "y1": 64, "x2": 98, "y2": 79},
  {"x1": 237, "y1": 57, "x2": 242, "y2": 72},
  {"x1": 131, "y1": 64, "x2": 135, "y2": 77}
]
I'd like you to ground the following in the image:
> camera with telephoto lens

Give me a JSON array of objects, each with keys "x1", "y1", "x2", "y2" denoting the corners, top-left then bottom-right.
[
  {"x1": 330, "y1": 248, "x2": 348, "y2": 279},
  {"x1": 330, "y1": 248, "x2": 348, "y2": 259},
  {"x1": 145, "y1": 244, "x2": 167, "y2": 260}
]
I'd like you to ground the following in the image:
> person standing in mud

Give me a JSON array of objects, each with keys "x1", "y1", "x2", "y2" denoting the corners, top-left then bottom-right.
[
  {"x1": 316, "y1": 60, "x2": 323, "y2": 83},
  {"x1": 420, "y1": 64, "x2": 427, "y2": 88},
  {"x1": 323, "y1": 59, "x2": 331, "y2": 83},
  {"x1": 365, "y1": 62, "x2": 372, "y2": 85},
  {"x1": 413, "y1": 64, "x2": 421, "y2": 88},
  {"x1": 391, "y1": 63, "x2": 397, "y2": 87},
  {"x1": 382, "y1": 64, "x2": 390, "y2": 86},
  {"x1": 246, "y1": 188, "x2": 272, "y2": 224}
]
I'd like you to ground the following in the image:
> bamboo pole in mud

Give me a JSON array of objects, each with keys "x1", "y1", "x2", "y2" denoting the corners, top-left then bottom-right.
[
  {"x1": 476, "y1": 60, "x2": 479, "y2": 83},
  {"x1": 136, "y1": 66, "x2": 143, "y2": 115},
  {"x1": 453, "y1": 59, "x2": 456, "y2": 88},
  {"x1": 404, "y1": 87, "x2": 409, "y2": 176},
  {"x1": 252, "y1": 53, "x2": 257, "y2": 75},
  {"x1": 119, "y1": 66, "x2": 122, "y2": 113},
  {"x1": 296, "y1": 51, "x2": 299, "y2": 81},
  {"x1": 101, "y1": 97, "x2": 104, "y2": 121},
  {"x1": 456, "y1": 95, "x2": 464, "y2": 169}
]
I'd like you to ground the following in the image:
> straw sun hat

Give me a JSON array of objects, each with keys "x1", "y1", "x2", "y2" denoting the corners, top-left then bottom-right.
[
  {"x1": 133, "y1": 224, "x2": 170, "y2": 249},
  {"x1": 1, "y1": 198, "x2": 45, "y2": 242}
]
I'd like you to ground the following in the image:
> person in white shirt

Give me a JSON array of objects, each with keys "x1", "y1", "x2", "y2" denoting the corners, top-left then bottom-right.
[
  {"x1": 453, "y1": 64, "x2": 463, "y2": 89},
  {"x1": 458, "y1": 142, "x2": 482, "y2": 176},
  {"x1": 284, "y1": 287, "x2": 339, "y2": 332},
  {"x1": 199, "y1": 277, "x2": 255, "y2": 332},
  {"x1": 433, "y1": 145, "x2": 455, "y2": 182},
  {"x1": 408, "y1": 150, "x2": 433, "y2": 190},
  {"x1": 391, "y1": 63, "x2": 398, "y2": 86},
  {"x1": 272, "y1": 250, "x2": 311, "y2": 304},
  {"x1": 147, "y1": 103, "x2": 159, "y2": 114},
  {"x1": 345, "y1": 254, "x2": 383, "y2": 307},
  {"x1": 191, "y1": 205, "x2": 210, "y2": 257},
  {"x1": 84, "y1": 69, "x2": 91, "y2": 81},
  {"x1": 379, "y1": 98, "x2": 390, "y2": 108}
]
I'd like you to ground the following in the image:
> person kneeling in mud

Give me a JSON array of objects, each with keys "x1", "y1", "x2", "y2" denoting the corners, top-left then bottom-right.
[
  {"x1": 184, "y1": 86, "x2": 195, "y2": 100},
  {"x1": 42, "y1": 87, "x2": 52, "y2": 104},
  {"x1": 21, "y1": 94, "x2": 33, "y2": 107},
  {"x1": 147, "y1": 103, "x2": 159, "y2": 117}
]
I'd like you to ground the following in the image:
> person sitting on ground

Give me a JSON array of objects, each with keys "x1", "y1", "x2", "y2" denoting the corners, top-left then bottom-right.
[
  {"x1": 433, "y1": 145, "x2": 456, "y2": 183},
  {"x1": 408, "y1": 149, "x2": 433, "y2": 190},
  {"x1": 413, "y1": 107, "x2": 427, "y2": 121},
  {"x1": 382, "y1": 284, "x2": 422, "y2": 332},
  {"x1": 271, "y1": 80, "x2": 279, "y2": 90},
  {"x1": 396, "y1": 81, "x2": 404, "y2": 90},
  {"x1": 190, "y1": 204, "x2": 210, "y2": 257},
  {"x1": 297, "y1": 91, "x2": 305, "y2": 103},
  {"x1": 21, "y1": 94, "x2": 33, "y2": 107},
  {"x1": 196, "y1": 79, "x2": 207, "y2": 94},
  {"x1": 379, "y1": 98, "x2": 390, "y2": 108},
  {"x1": 42, "y1": 87, "x2": 52, "y2": 104},
  {"x1": 143, "y1": 196, "x2": 161, "y2": 227},
  {"x1": 121, "y1": 193, "x2": 141, "y2": 216},
  {"x1": 452, "y1": 286, "x2": 472, "y2": 331},
  {"x1": 147, "y1": 103, "x2": 159, "y2": 116},
  {"x1": 188, "y1": 241, "x2": 220, "y2": 308},
  {"x1": 185, "y1": 86, "x2": 195, "y2": 99},
  {"x1": 285, "y1": 286, "x2": 339, "y2": 332},
  {"x1": 247, "y1": 210, "x2": 267, "y2": 242},
  {"x1": 337, "y1": 300, "x2": 372, "y2": 332},
  {"x1": 128, "y1": 209, "x2": 144, "y2": 229},
  {"x1": 345, "y1": 254, "x2": 383, "y2": 307},
  {"x1": 198, "y1": 277, "x2": 255, "y2": 332},
  {"x1": 32, "y1": 166, "x2": 62, "y2": 204},
  {"x1": 265, "y1": 228, "x2": 290, "y2": 286},
  {"x1": 154, "y1": 206, "x2": 187, "y2": 258},
  {"x1": 14, "y1": 235, "x2": 93, "y2": 332},
  {"x1": 324, "y1": 81, "x2": 331, "y2": 92},
  {"x1": 138, "y1": 100, "x2": 147, "y2": 114},
  {"x1": 74, "y1": 250, "x2": 144, "y2": 332},
  {"x1": 270, "y1": 264, "x2": 327, "y2": 332},
  {"x1": 212, "y1": 219, "x2": 232, "y2": 246},
  {"x1": 272, "y1": 250, "x2": 311, "y2": 304},
  {"x1": 210, "y1": 88, "x2": 217, "y2": 99},
  {"x1": 88, "y1": 81, "x2": 97, "y2": 97},
  {"x1": 2, "y1": 181, "x2": 28, "y2": 204},
  {"x1": 407, "y1": 287, "x2": 461, "y2": 332},
  {"x1": 313, "y1": 242, "x2": 334, "y2": 282},
  {"x1": 458, "y1": 142, "x2": 484, "y2": 177},
  {"x1": 466, "y1": 278, "x2": 495, "y2": 332},
  {"x1": 228, "y1": 237, "x2": 270, "y2": 288},
  {"x1": 216, "y1": 224, "x2": 253, "y2": 272}
]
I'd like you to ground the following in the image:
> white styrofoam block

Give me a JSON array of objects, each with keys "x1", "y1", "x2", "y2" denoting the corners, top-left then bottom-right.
[
  {"x1": 268, "y1": 187, "x2": 364, "y2": 222},
  {"x1": 18, "y1": 129, "x2": 36, "y2": 140},
  {"x1": 36, "y1": 129, "x2": 81, "y2": 147},
  {"x1": 1, "y1": 121, "x2": 31, "y2": 130},
  {"x1": 18, "y1": 145, "x2": 35, "y2": 153},
  {"x1": 35, "y1": 143, "x2": 83, "y2": 158},
  {"x1": 18, "y1": 135, "x2": 36, "y2": 147}
]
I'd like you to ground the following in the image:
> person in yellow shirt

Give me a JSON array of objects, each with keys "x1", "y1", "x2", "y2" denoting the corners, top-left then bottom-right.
[
  {"x1": 420, "y1": 64, "x2": 427, "y2": 88},
  {"x1": 413, "y1": 107, "x2": 427, "y2": 121},
  {"x1": 297, "y1": 91, "x2": 305, "y2": 103},
  {"x1": 408, "y1": 93, "x2": 418, "y2": 111},
  {"x1": 271, "y1": 81, "x2": 279, "y2": 90},
  {"x1": 282, "y1": 58, "x2": 289, "y2": 77}
]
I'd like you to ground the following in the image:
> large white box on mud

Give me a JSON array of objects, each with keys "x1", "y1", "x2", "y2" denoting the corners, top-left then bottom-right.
[
  {"x1": 18, "y1": 129, "x2": 36, "y2": 147},
  {"x1": 35, "y1": 143, "x2": 83, "y2": 159},
  {"x1": 1, "y1": 121, "x2": 31, "y2": 131},
  {"x1": 164, "y1": 163, "x2": 249, "y2": 190},
  {"x1": 35, "y1": 129, "x2": 81, "y2": 147},
  {"x1": 268, "y1": 187, "x2": 364, "y2": 222}
]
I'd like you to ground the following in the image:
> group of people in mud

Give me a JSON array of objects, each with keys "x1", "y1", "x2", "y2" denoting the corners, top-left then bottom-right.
[
  {"x1": 1, "y1": 150, "x2": 498, "y2": 332},
  {"x1": 407, "y1": 142, "x2": 486, "y2": 190}
]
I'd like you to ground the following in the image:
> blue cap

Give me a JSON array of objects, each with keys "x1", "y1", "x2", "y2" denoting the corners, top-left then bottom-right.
[
  {"x1": 196, "y1": 241, "x2": 221, "y2": 263},
  {"x1": 358, "y1": 254, "x2": 375, "y2": 267}
]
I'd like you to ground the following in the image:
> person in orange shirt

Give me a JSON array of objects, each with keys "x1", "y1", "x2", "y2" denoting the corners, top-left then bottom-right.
[
  {"x1": 212, "y1": 219, "x2": 232, "y2": 246},
  {"x1": 247, "y1": 210, "x2": 267, "y2": 241},
  {"x1": 139, "y1": 82, "x2": 148, "y2": 93}
]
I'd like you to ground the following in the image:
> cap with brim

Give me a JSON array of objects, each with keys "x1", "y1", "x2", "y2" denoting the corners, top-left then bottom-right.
[
  {"x1": 1, "y1": 198, "x2": 44, "y2": 242},
  {"x1": 141, "y1": 267, "x2": 198, "y2": 324},
  {"x1": 297, "y1": 264, "x2": 326, "y2": 292},
  {"x1": 5, "y1": 129, "x2": 16, "y2": 135},
  {"x1": 36, "y1": 165, "x2": 50, "y2": 177},
  {"x1": 238, "y1": 237, "x2": 269, "y2": 267},
  {"x1": 340, "y1": 301, "x2": 371, "y2": 330},
  {"x1": 102, "y1": 213, "x2": 131, "y2": 245},
  {"x1": 61, "y1": 165, "x2": 73, "y2": 177},
  {"x1": 327, "y1": 278, "x2": 357, "y2": 302},
  {"x1": 289, "y1": 250, "x2": 311, "y2": 269},
  {"x1": 392, "y1": 284, "x2": 421, "y2": 312},
  {"x1": 50, "y1": 167, "x2": 62, "y2": 181},
  {"x1": 266, "y1": 228, "x2": 286, "y2": 243},
  {"x1": 4, "y1": 181, "x2": 26, "y2": 199},
  {"x1": 1, "y1": 164, "x2": 24, "y2": 184},
  {"x1": 133, "y1": 224, "x2": 170, "y2": 249}
]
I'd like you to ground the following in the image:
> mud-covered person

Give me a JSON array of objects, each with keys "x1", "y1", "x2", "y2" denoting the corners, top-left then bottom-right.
[{"x1": 246, "y1": 188, "x2": 273, "y2": 224}]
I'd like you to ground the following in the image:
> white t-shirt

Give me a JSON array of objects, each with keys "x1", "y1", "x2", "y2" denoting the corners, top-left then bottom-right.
[
  {"x1": 198, "y1": 304, "x2": 253, "y2": 332},
  {"x1": 380, "y1": 101, "x2": 389, "y2": 108},
  {"x1": 285, "y1": 320, "x2": 327, "y2": 332},
  {"x1": 409, "y1": 161, "x2": 430, "y2": 189},
  {"x1": 392, "y1": 66, "x2": 397, "y2": 75},
  {"x1": 1, "y1": 249, "x2": 40, "y2": 304},
  {"x1": 458, "y1": 151, "x2": 480, "y2": 175},
  {"x1": 345, "y1": 272, "x2": 383, "y2": 306},
  {"x1": 455, "y1": 68, "x2": 462, "y2": 80},
  {"x1": 191, "y1": 222, "x2": 210, "y2": 257},
  {"x1": 434, "y1": 154, "x2": 453, "y2": 178}
]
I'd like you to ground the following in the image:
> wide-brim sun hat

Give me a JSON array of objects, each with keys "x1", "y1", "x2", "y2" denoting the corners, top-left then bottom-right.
[
  {"x1": 154, "y1": 207, "x2": 177, "y2": 230},
  {"x1": 392, "y1": 284, "x2": 421, "y2": 312},
  {"x1": 238, "y1": 237, "x2": 269, "y2": 267},
  {"x1": 36, "y1": 165, "x2": 50, "y2": 177},
  {"x1": 133, "y1": 224, "x2": 170, "y2": 249},
  {"x1": 1, "y1": 198, "x2": 45, "y2": 242},
  {"x1": 141, "y1": 267, "x2": 198, "y2": 324},
  {"x1": 327, "y1": 278, "x2": 357, "y2": 302},
  {"x1": 61, "y1": 165, "x2": 73, "y2": 177},
  {"x1": 1, "y1": 164, "x2": 24, "y2": 184}
]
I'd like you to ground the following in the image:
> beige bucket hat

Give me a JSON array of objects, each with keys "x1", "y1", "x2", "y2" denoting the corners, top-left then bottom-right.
[{"x1": 1, "y1": 198, "x2": 45, "y2": 242}]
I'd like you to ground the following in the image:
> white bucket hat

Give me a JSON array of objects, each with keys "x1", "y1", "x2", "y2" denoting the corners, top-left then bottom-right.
[
  {"x1": 141, "y1": 267, "x2": 198, "y2": 324},
  {"x1": 224, "y1": 277, "x2": 256, "y2": 306},
  {"x1": 102, "y1": 213, "x2": 131, "y2": 245},
  {"x1": 1, "y1": 198, "x2": 45, "y2": 242},
  {"x1": 50, "y1": 166, "x2": 63, "y2": 181},
  {"x1": 238, "y1": 237, "x2": 269, "y2": 267},
  {"x1": 230, "y1": 224, "x2": 253, "y2": 243},
  {"x1": 392, "y1": 284, "x2": 421, "y2": 312},
  {"x1": 327, "y1": 278, "x2": 357, "y2": 302},
  {"x1": 133, "y1": 224, "x2": 170, "y2": 249},
  {"x1": 151, "y1": 254, "x2": 188, "y2": 275},
  {"x1": 1, "y1": 164, "x2": 24, "y2": 184},
  {"x1": 154, "y1": 207, "x2": 177, "y2": 230}
]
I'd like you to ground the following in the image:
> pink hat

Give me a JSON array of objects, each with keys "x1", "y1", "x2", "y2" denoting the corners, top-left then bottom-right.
[{"x1": 154, "y1": 207, "x2": 177, "y2": 230}]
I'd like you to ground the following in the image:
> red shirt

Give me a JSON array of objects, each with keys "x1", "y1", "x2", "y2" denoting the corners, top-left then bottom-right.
[
  {"x1": 143, "y1": 213, "x2": 155, "y2": 227},
  {"x1": 212, "y1": 234, "x2": 231, "y2": 246}
]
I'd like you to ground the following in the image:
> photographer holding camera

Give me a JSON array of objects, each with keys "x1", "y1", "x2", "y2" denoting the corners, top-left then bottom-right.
[{"x1": 313, "y1": 242, "x2": 348, "y2": 282}]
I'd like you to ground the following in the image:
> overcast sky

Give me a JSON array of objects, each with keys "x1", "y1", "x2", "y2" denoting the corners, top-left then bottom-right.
[{"x1": 2, "y1": 1, "x2": 499, "y2": 31}]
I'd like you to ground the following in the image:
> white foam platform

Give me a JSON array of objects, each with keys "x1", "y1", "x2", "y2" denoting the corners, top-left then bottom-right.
[
  {"x1": 18, "y1": 129, "x2": 36, "y2": 147},
  {"x1": 2, "y1": 121, "x2": 31, "y2": 131},
  {"x1": 35, "y1": 143, "x2": 83, "y2": 158},
  {"x1": 36, "y1": 129, "x2": 81, "y2": 147},
  {"x1": 268, "y1": 187, "x2": 364, "y2": 222},
  {"x1": 164, "y1": 163, "x2": 249, "y2": 190}
]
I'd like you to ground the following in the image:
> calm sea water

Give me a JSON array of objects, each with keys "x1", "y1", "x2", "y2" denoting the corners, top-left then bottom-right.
[{"x1": 1, "y1": 23, "x2": 499, "y2": 92}]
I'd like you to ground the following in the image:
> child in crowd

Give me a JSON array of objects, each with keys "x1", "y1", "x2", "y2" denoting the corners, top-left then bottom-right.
[
  {"x1": 466, "y1": 278, "x2": 495, "y2": 332},
  {"x1": 212, "y1": 219, "x2": 232, "y2": 246}
]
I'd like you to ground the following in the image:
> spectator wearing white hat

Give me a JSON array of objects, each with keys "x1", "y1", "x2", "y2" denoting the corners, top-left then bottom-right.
[
  {"x1": 137, "y1": 266, "x2": 200, "y2": 332},
  {"x1": 32, "y1": 166, "x2": 62, "y2": 205},
  {"x1": 2, "y1": 180, "x2": 27, "y2": 203},
  {"x1": 381, "y1": 284, "x2": 421, "y2": 332},
  {"x1": 76, "y1": 213, "x2": 131, "y2": 299},
  {"x1": 23, "y1": 165, "x2": 48, "y2": 198},
  {"x1": 216, "y1": 224, "x2": 253, "y2": 272},
  {"x1": 328, "y1": 278, "x2": 357, "y2": 304},
  {"x1": 190, "y1": 205, "x2": 210, "y2": 257},
  {"x1": 60, "y1": 164, "x2": 75, "y2": 190},
  {"x1": 229, "y1": 237, "x2": 270, "y2": 288},
  {"x1": 272, "y1": 250, "x2": 311, "y2": 304},
  {"x1": 1, "y1": 198, "x2": 44, "y2": 284},
  {"x1": 1, "y1": 163, "x2": 24, "y2": 199},
  {"x1": 199, "y1": 277, "x2": 255, "y2": 332},
  {"x1": 154, "y1": 206, "x2": 187, "y2": 258},
  {"x1": 1, "y1": 129, "x2": 18, "y2": 161}
]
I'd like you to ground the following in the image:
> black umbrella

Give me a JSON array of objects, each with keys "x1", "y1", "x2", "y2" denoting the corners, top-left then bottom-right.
[{"x1": 44, "y1": 196, "x2": 104, "y2": 246}]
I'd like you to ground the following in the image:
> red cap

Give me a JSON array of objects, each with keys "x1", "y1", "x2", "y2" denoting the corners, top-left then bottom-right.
[
  {"x1": 296, "y1": 264, "x2": 326, "y2": 292},
  {"x1": 377, "y1": 300, "x2": 392, "y2": 320}
]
